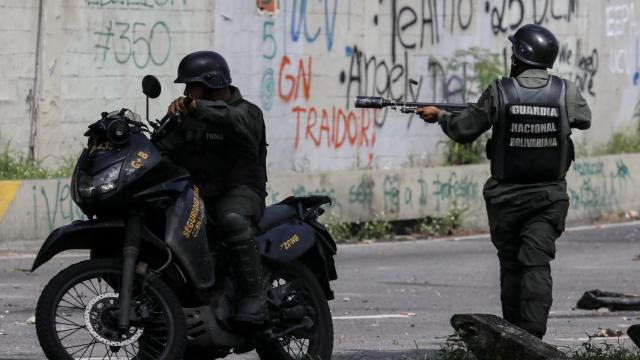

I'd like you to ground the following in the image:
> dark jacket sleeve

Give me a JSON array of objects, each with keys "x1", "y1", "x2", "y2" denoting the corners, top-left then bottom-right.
[
  {"x1": 153, "y1": 100, "x2": 232, "y2": 156},
  {"x1": 153, "y1": 99, "x2": 230, "y2": 154},
  {"x1": 565, "y1": 79, "x2": 592, "y2": 130},
  {"x1": 437, "y1": 85, "x2": 493, "y2": 144},
  {"x1": 196, "y1": 99, "x2": 259, "y2": 135},
  {"x1": 191, "y1": 99, "x2": 234, "y2": 128}
]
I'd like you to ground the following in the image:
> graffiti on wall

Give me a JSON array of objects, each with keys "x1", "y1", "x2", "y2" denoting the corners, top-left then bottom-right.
[
  {"x1": 94, "y1": 20, "x2": 171, "y2": 69},
  {"x1": 264, "y1": 168, "x2": 483, "y2": 220},
  {"x1": 7, "y1": 0, "x2": 635, "y2": 177},
  {"x1": 247, "y1": 0, "x2": 601, "y2": 172},
  {"x1": 604, "y1": 2, "x2": 640, "y2": 85},
  {"x1": 568, "y1": 159, "x2": 632, "y2": 213},
  {"x1": 487, "y1": 0, "x2": 579, "y2": 35},
  {"x1": 287, "y1": 0, "x2": 339, "y2": 51},
  {"x1": 86, "y1": 0, "x2": 187, "y2": 8},
  {"x1": 89, "y1": 0, "x2": 181, "y2": 69},
  {"x1": 32, "y1": 180, "x2": 86, "y2": 233},
  {"x1": 556, "y1": 39, "x2": 599, "y2": 97}
]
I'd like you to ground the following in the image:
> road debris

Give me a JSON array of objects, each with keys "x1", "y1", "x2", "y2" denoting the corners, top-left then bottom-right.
[
  {"x1": 577, "y1": 289, "x2": 640, "y2": 311},
  {"x1": 592, "y1": 328, "x2": 624, "y2": 338}
]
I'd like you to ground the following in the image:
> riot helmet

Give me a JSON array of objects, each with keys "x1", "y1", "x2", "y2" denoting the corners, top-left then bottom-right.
[
  {"x1": 508, "y1": 24, "x2": 559, "y2": 69},
  {"x1": 174, "y1": 51, "x2": 232, "y2": 89}
]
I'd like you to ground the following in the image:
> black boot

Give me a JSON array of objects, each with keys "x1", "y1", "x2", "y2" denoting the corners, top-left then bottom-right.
[{"x1": 227, "y1": 236, "x2": 267, "y2": 326}]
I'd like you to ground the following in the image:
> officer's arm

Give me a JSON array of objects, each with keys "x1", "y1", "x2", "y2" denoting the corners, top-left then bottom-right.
[
  {"x1": 153, "y1": 109, "x2": 210, "y2": 157},
  {"x1": 190, "y1": 99, "x2": 234, "y2": 127},
  {"x1": 565, "y1": 80, "x2": 591, "y2": 130},
  {"x1": 192, "y1": 99, "x2": 262, "y2": 157},
  {"x1": 437, "y1": 86, "x2": 493, "y2": 144}
]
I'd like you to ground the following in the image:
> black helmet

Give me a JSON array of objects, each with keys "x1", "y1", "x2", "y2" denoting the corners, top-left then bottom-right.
[
  {"x1": 174, "y1": 51, "x2": 232, "y2": 89},
  {"x1": 508, "y1": 24, "x2": 559, "y2": 68}
]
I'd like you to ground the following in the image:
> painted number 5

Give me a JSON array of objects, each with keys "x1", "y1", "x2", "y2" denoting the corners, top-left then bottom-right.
[{"x1": 262, "y1": 20, "x2": 276, "y2": 60}]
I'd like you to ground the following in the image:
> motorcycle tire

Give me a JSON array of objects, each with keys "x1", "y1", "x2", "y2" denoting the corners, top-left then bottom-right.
[
  {"x1": 256, "y1": 261, "x2": 334, "y2": 360},
  {"x1": 35, "y1": 259, "x2": 186, "y2": 360}
]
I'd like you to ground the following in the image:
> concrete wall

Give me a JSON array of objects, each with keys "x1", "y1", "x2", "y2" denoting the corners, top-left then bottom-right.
[
  {"x1": 0, "y1": 154, "x2": 637, "y2": 245},
  {"x1": 1, "y1": 0, "x2": 639, "y2": 171},
  {"x1": 1, "y1": 0, "x2": 215, "y2": 163},
  {"x1": 0, "y1": 2, "x2": 40, "y2": 155}
]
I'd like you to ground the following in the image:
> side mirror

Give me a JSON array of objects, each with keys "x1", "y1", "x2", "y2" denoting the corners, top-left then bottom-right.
[
  {"x1": 142, "y1": 75, "x2": 161, "y2": 124},
  {"x1": 142, "y1": 75, "x2": 161, "y2": 99}
]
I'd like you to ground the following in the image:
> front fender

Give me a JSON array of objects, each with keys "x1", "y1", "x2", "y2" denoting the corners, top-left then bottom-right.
[{"x1": 31, "y1": 218, "x2": 165, "y2": 271}]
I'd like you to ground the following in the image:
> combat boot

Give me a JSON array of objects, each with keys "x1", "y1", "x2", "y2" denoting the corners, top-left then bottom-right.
[{"x1": 228, "y1": 237, "x2": 267, "y2": 326}]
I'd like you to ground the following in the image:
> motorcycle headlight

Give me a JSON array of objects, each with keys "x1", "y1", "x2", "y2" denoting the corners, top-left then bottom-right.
[{"x1": 77, "y1": 162, "x2": 122, "y2": 198}]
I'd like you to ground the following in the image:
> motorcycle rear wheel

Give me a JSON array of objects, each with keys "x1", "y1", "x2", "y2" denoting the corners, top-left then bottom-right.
[
  {"x1": 256, "y1": 261, "x2": 334, "y2": 360},
  {"x1": 35, "y1": 259, "x2": 186, "y2": 360}
]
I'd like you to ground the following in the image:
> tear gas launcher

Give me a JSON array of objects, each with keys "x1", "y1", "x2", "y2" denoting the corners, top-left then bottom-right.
[{"x1": 354, "y1": 96, "x2": 468, "y2": 116}]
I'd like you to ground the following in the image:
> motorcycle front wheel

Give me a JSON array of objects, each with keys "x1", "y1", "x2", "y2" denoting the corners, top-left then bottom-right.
[
  {"x1": 256, "y1": 261, "x2": 334, "y2": 360},
  {"x1": 35, "y1": 259, "x2": 186, "y2": 360}
]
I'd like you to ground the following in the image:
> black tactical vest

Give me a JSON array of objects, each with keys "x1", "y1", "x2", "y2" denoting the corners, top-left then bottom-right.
[
  {"x1": 182, "y1": 99, "x2": 267, "y2": 198},
  {"x1": 488, "y1": 75, "x2": 572, "y2": 183}
]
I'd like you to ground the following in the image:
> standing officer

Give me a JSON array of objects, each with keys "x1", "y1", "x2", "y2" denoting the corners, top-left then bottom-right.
[
  {"x1": 155, "y1": 51, "x2": 268, "y2": 326},
  {"x1": 417, "y1": 24, "x2": 591, "y2": 338}
]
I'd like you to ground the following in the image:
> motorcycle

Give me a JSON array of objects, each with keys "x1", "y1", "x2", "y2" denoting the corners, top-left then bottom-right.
[{"x1": 31, "y1": 75, "x2": 338, "y2": 360}]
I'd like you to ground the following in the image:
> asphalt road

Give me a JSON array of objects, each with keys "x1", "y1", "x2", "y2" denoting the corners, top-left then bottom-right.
[{"x1": 1, "y1": 221, "x2": 640, "y2": 359}]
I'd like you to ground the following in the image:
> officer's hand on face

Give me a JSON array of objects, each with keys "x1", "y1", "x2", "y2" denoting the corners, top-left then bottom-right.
[
  {"x1": 416, "y1": 106, "x2": 440, "y2": 124},
  {"x1": 168, "y1": 96, "x2": 197, "y2": 118}
]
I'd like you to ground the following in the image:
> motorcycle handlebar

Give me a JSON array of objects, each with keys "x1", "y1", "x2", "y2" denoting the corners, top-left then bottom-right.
[{"x1": 151, "y1": 97, "x2": 194, "y2": 141}]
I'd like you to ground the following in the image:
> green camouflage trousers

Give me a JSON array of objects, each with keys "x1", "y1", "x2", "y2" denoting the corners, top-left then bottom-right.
[{"x1": 486, "y1": 190, "x2": 569, "y2": 337}]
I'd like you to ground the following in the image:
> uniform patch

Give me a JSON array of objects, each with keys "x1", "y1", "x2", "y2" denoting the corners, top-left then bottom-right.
[
  {"x1": 205, "y1": 132, "x2": 224, "y2": 141},
  {"x1": 509, "y1": 137, "x2": 558, "y2": 148},
  {"x1": 509, "y1": 105, "x2": 559, "y2": 117},
  {"x1": 510, "y1": 122, "x2": 558, "y2": 134}
]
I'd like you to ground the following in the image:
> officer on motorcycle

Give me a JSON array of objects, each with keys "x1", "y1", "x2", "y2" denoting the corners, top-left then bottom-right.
[
  {"x1": 417, "y1": 24, "x2": 591, "y2": 338},
  {"x1": 155, "y1": 51, "x2": 268, "y2": 326}
]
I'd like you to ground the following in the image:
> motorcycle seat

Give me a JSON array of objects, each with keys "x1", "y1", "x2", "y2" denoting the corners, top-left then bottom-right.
[
  {"x1": 279, "y1": 195, "x2": 332, "y2": 208},
  {"x1": 257, "y1": 204, "x2": 297, "y2": 233}
]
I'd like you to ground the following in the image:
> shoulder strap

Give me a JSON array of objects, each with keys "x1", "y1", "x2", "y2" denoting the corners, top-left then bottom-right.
[
  {"x1": 547, "y1": 75, "x2": 563, "y2": 105},
  {"x1": 500, "y1": 77, "x2": 521, "y2": 103}
]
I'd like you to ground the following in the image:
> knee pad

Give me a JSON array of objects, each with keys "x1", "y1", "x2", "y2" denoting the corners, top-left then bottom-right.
[{"x1": 218, "y1": 212, "x2": 252, "y2": 243}]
